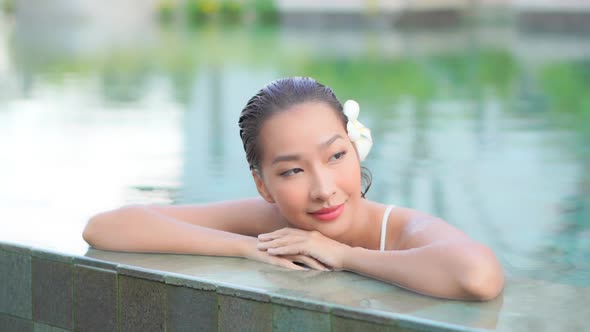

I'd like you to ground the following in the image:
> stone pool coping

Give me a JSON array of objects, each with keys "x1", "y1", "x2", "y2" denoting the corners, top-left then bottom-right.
[{"x1": 1, "y1": 240, "x2": 587, "y2": 331}]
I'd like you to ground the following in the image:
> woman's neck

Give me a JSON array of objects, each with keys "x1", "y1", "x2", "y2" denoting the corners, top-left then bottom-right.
[{"x1": 337, "y1": 199, "x2": 383, "y2": 250}]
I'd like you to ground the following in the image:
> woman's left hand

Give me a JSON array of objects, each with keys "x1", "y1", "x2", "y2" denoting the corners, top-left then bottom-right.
[{"x1": 257, "y1": 228, "x2": 350, "y2": 270}]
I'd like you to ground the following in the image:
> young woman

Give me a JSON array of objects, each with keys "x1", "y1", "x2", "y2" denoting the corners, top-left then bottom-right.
[{"x1": 83, "y1": 77, "x2": 504, "y2": 300}]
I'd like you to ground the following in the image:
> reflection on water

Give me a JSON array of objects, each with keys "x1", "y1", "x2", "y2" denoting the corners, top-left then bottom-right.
[{"x1": 0, "y1": 10, "x2": 589, "y2": 287}]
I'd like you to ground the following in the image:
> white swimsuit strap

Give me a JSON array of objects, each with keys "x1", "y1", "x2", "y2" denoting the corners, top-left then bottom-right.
[{"x1": 379, "y1": 205, "x2": 395, "y2": 251}]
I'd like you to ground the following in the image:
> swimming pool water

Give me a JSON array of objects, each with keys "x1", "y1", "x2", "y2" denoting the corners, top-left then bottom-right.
[{"x1": 0, "y1": 10, "x2": 589, "y2": 289}]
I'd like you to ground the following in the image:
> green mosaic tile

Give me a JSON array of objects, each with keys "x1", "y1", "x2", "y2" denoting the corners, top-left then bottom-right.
[
  {"x1": 119, "y1": 275, "x2": 166, "y2": 331},
  {"x1": 74, "y1": 265, "x2": 118, "y2": 332},
  {"x1": 218, "y1": 294, "x2": 272, "y2": 332},
  {"x1": 331, "y1": 315, "x2": 394, "y2": 332},
  {"x1": 272, "y1": 304, "x2": 331, "y2": 332},
  {"x1": 33, "y1": 322, "x2": 71, "y2": 332},
  {"x1": 32, "y1": 257, "x2": 74, "y2": 330},
  {"x1": 0, "y1": 313, "x2": 33, "y2": 332},
  {"x1": 166, "y1": 285, "x2": 218, "y2": 332},
  {"x1": 331, "y1": 307, "x2": 439, "y2": 332},
  {"x1": 0, "y1": 250, "x2": 32, "y2": 319}
]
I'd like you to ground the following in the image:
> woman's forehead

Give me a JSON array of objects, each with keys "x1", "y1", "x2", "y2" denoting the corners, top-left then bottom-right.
[
  {"x1": 260, "y1": 103, "x2": 346, "y2": 146},
  {"x1": 260, "y1": 103, "x2": 345, "y2": 140}
]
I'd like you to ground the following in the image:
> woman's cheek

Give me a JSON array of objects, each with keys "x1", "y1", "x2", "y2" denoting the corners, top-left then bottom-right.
[
  {"x1": 340, "y1": 159, "x2": 361, "y2": 191},
  {"x1": 275, "y1": 181, "x2": 305, "y2": 210},
  {"x1": 275, "y1": 181, "x2": 314, "y2": 227}
]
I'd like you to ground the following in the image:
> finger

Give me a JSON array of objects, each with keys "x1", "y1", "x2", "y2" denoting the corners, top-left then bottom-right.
[
  {"x1": 257, "y1": 236, "x2": 304, "y2": 250},
  {"x1": 267, "y1": 244, "x2": 305, "y2": 256},
  {"x1": 258, "y1": 230, "x2": 287, "y2": 241},
  {"x1": 257, "y1": 232, "x2": 281, "y2": 242},
  {"x1": 257, "y1": 234, "x2": 274, "y2": 242},
  {"x1": 257, "y1": 238, "x2": 285, "y2": 250},
  {"x1": 272, "y1": 257, "x2": 308, "y2": 271},
  {"x1": 292, "y1": 255, "x2": 330, "y2": 271},
  {"x1": 302, "y1": 256, "x2": 331, "y2": 271},
  {"x1": 258, "y1": 227, "x2": 301, "y2": 241}
]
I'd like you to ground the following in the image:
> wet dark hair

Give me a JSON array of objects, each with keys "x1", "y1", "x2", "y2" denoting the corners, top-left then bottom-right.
[{"x1": 238, "y1": 77, "x2": 372, "y2": 197}]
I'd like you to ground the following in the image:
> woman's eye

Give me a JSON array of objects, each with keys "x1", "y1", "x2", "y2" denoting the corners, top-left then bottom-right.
[
  {"x1": 280, "y1": 168, "x2": 303, "y2": 177},
  {"x1": 330, "y1": 151, "x2": 347, "y2": 161}
]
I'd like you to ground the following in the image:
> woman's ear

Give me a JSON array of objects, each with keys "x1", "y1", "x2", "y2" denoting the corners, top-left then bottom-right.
[{"x1": 252, "y1": 170, "x2": 275, "y2": 203}]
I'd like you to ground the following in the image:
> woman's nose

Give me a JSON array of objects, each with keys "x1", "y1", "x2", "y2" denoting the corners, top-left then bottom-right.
[{"x1": 310, "y1": 169, "x2": 337, "y2": 201}]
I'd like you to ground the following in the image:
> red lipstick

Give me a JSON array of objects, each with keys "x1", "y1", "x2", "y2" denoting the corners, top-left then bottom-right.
[{"x1": 309, "y1": 204, "x2": 344, "y2": 222}]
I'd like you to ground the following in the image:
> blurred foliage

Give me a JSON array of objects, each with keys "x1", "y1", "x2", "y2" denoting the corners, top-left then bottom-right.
[
  {"x1": 2, "y1": 0, "x2": 15, "y2": 13},
  {"x1": 538, "y1": 61, "x2": 590, "y2": 146},
  {"x1": 251, "y1": 0, "x2": 278, "y2": 22},
  {"x1": 157, "y1": 0, "x2": 176, "y2": 21},
  {"x1": 539, "y1": 61, "x2": 590, "y2": 114},
  {"x1": 439, "y1": 48, "x2": 518, "y2": 97},
  {"x1": 157, "y1": 0, "x2": 277, "y2": 24},
  {"x1": 187, "y1": 0, "x2": 221, "y2": 21},
  {"x1": 296, "y1": 58, "x2": 436, "y2": 105},
  {"x1": 291, "y1": 48, "x2": 517, "y2": 109},
  {"x1": 220, "y1": 0, "x2": 244, "y2": 21},
  {"x1": 473, "y1": 49, "x2": 517, "y2": 95},
  {"x1": 9, "y1": 22, "x2": 588, "y2": 129},
  {"x1": 12, "y1": 30, "x2": 518, "y2": 106}
]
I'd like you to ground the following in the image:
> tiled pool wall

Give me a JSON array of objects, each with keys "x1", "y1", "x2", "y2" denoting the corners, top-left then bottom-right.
[{"x1": 1, "y1": 241, "x2": 460, "y2": 332}]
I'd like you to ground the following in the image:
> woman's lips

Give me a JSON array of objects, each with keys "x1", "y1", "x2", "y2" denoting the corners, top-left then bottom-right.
[{"x1": 309, "y1": 204, "x2": 345, "y2": 221}]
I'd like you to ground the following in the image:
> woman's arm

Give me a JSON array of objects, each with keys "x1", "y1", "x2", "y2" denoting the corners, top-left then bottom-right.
[
  {"x1": 83, "y1": 198, "x2": 329, "y2": 270},
  {"x1": 349, "y1": 208, "x2": 505, "y2": 300},
  {"x1": 257, "y1": 208, "x2": 504, "y2": 300},
  {"x1": 83, "y1": 198, "x2": 278, "y2": 256},
  {"x1": 84, "y1": 203, "x2": 250, "y2": 256},
  {"x1": 343, "y1": 240, "x2": 504, "y2": 300}
]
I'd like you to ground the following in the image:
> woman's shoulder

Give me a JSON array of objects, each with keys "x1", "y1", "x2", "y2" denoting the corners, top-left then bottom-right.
[
  {"x1": 371, "y1": 202, "x2": 469, "y2": 250},
  {"x1": 365, "y1": 201, "x2": 452, "y2": 250},
  {"x1": 364, "y1": 201, "x2": 407, "y2": 250}
]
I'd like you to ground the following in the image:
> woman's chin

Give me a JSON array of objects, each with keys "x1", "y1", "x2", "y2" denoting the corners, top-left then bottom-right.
[{"x1": 315, "y1": 217, "x2": 353, "y2": 239}]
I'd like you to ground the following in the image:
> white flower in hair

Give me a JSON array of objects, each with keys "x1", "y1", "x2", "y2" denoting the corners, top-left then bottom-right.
[{"x1": 343, "y1": 100, "x2": 372, "y2": 162}]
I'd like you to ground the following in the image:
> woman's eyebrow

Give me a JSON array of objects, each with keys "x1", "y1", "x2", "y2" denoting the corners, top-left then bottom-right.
[
  {"x1": 320, "y1": 134, "x2": 343, "y2": 149},
  {"x1": 272, "y1": 154, "x2": 300, "y2": 165},
  {"x1": 271, "y1": 134, "x2": 344, "y2": 165}
]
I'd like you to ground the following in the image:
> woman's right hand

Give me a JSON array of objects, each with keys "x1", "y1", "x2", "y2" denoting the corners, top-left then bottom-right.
[{"x1": 242, "y1": 238, "x2": 330, "y2": 271}]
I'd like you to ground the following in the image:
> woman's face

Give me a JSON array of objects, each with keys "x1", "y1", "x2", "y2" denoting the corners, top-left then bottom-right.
[{"x1": 254, "y1": 102, "x2": 363, "y2": 238}]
